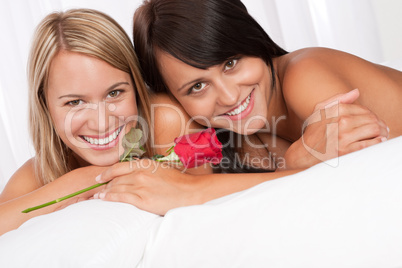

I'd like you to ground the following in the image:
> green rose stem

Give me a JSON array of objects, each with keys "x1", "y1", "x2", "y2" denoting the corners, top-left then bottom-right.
[
  {"x1": 21, "y1": 128, "x2": 145, "y2": 214},
  {"x1": 21, "y1": 182, "x2": 108, "y2": 213}
]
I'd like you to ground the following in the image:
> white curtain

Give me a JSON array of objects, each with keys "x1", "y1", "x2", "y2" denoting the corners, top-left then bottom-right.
[
  {"x1": 244, "y1": 0, "x2": 383, "y2": 62},
  {"x1": 0, "y1": 0, "x2": 393, "y2": 190}
]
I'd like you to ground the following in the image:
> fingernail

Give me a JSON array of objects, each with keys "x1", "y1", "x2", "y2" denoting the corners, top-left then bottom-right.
[
  {"x1": 99, "y1": 192, "x2": 106, "y2": 199},
  {"x1": 93, "y1": 193, "x2": 99, "y2": 199},
  {"x1": 347, "y1": 88, "x2": 359, "y2": 97},
  {"x1": 95, "y1": 174, "x2": 101, "y2": 182},
  {"x1": 324, "y1": 100, "x2": 339, "y2": 109},
  {"x1": 381, "y1": 137, "x2": 387, "y2": 142},
  {"x1": 387, "y1": 126, "x2": 390, "y2": 133}
]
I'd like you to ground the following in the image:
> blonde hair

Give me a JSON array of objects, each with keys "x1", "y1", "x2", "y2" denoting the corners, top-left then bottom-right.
[{"x1": 28, "y1": 9, "x2": 153, "y2": 185}]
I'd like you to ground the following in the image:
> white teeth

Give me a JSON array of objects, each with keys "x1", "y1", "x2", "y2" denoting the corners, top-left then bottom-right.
[
  {"x1": 226, "y1": 94, "x2": 251, "y2": 116},
  {"x1": 82, "y1": 127, "x2": 122, "y2": 145}
]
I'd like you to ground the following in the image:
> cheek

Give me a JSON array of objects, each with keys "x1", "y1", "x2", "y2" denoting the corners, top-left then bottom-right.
[
  {"x1": 48, "y1": 104, "x2": 66, "y2": 137},
  {"x1": 181, "y1": 100, "x2": 204, "y2": 117},
  {"x1": 240, "y1": 63, "x2": 266, "y2": 84},
  {"x1": 54, "y1": 109, "x2": 86, "y2": 147},
  {"x1": 114, "y1": 98, "x2": 138, "y2": 127}
]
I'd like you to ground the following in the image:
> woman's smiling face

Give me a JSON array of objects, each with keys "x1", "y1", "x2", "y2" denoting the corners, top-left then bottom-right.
[
  {"x1": 46, "y1": 51, "x2": 138, "y2": 166},
  {"x1": 157, "y1": 51, "x2": 272, "y2": 135}
]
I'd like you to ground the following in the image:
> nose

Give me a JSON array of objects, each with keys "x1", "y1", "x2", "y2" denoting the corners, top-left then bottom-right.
[
  {"x1": 215, "y1": 80, "x2": 240, "y2": 107},
  {"x1": 86, "y1": 101, "x2": 109, "y2": 132}
]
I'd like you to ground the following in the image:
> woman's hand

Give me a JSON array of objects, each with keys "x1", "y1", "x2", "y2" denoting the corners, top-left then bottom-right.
[
  {"x1": 93, "y1": 159, "x2": 198, "y2": 216},
  {"x1": 283, "y1": 89, "x2": 389, "y2": 170}
]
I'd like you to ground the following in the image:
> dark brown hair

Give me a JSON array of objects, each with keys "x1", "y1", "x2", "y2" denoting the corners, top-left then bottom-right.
[
  {"x1": 133, "y1": 0, "x2": 287, "y2": 172},
  {"x1": 133, "y1": 0, "x2": 287, "y2": 92}
]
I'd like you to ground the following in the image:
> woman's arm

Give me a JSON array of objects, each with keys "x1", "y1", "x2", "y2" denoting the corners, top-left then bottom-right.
[
  {"x1": 278, "y1": 48, "x2": 390, "y2": 169},
  {"x1": 94, "y1": 159, "x2": 302, "y2": 216},
  {"x1": 281, "y1": 90, "x2": 389, "y2": 169},
  {"x1": 0, "y1": 161, "x2": 107, "y2": 236},
  {"x1": 281, "y1": 47, "x2": 400, "y2": 125}
]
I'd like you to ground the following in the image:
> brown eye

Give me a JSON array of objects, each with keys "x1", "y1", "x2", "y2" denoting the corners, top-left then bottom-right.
[
  {"x1": 194, "y1": 83, "x2": 202, "y2": 90},
  {"x1": 224, "y1": 59, "x2": 238, "y2": 70},
  {"x1": 189, "y1": 82, "x2": 206, "y2": 94},
  {"x1": 67, "y1": 99, "x2": 83, "y2": 106},
  {"x1": 108, "y1": 90, "x2": 120, "y2": 98}
]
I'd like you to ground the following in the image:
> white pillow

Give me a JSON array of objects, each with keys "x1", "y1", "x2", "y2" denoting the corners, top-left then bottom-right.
[
  {"x1": 141, "y1": 136, "x2": 402, "y2": 268},
  {"x1": 0, "y1": 200, "x2": 160, "y2": 268}
]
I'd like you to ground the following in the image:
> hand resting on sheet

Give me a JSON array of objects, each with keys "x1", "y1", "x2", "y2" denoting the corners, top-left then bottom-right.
[{"x1": 0, "y1": 136, "x2": 401, "y2": 268}]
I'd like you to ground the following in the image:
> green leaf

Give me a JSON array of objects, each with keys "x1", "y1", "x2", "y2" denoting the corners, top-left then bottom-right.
[{"x1": 120, "y1": 128, "x2": 145, "y2": 162}]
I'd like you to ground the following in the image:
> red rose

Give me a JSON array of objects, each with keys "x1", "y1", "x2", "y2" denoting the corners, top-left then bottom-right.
[{"x1": 173, "y1": 128, "x2": 223, "y2": 168}]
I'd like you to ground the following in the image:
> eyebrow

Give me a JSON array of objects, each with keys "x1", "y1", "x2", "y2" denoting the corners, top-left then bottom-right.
[
  {"x1": 58, "y1": 82, "x2": 130, "y2": 99},
  {"x1": 177, "y1": 79, "x2": 201, "y2": 93}
]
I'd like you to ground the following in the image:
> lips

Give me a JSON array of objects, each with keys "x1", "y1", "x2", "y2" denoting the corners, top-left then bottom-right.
[
  {"x1": 80, "y1": 126, "x2": 123, "y2": 146},
  {"x1": 225, "y1": 93, "x2": 251, "y2": 116}
]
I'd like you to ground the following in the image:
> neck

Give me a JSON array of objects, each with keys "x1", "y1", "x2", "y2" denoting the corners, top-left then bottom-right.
[
  {"x1": 69, "y1": 152, "x2": 90, "y2": 169},
  {"x1": 265, "y1": 58, "x2": 301, "y2": 142}
]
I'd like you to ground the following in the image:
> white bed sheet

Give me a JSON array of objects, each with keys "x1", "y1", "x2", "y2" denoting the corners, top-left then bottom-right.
[
  {"x1": 143, "y1": 136, "x2": 402, "y2": 268},
  {"x1": 0, "y1": 136, "x2": 401, "y2": 268}
]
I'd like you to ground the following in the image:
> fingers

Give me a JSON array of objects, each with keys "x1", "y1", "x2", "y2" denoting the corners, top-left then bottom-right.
[
  {"x1": 338, "y1": 115, "x2": 388, "y2": 141},
  {"x1": 340, "y1": 136, "x2": 385, "y2": 156},
  {"x1": 308, "y1": 102, "x2": 389, "y2": 137},
  {"x1": 337, "y1": 88, "x2": 360, "y2": 105},
  {"x1": 94, "y1": 184, "x2": 142, "y2": 203},
  {"x1": 314, "y1": 88, "x2": 360, "y2": 110},
  {"x1": 95, "y1": 160, "x2": 144, "y2": 183},
  {"x1": 307, "y1": 101, "x2": 366, "y2": 126},
  {"x1": 92, "y1": 179, "x2": 163, "y2": 215}
]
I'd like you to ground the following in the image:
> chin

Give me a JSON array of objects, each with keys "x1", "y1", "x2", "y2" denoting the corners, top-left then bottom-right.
[
  {"x1": 82, "y1": 154, "x2": 120, "y2": 167},
  {"x1": 244, "y1": 119, "x2": 268, "y2": 134},
  {"x1": 240, "y1": 128, "x2": 259, "y2": 135},
  {"x1": 232, "y1": 123, "x2": 265, "y2": 136}
]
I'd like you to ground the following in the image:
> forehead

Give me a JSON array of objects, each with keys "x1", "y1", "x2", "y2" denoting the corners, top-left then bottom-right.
[
  {"x1": 47, "y1": 51, "x2": 131, "y2": 96},
  {"x1": 155, "y1": 49, "x2": 206, "y2": 82},
  {"x1": 155, "y1": 49, "x2": 183, "y2": 69}
]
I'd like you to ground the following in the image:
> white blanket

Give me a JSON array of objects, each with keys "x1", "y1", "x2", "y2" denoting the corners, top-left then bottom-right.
[{"x1": 1, "y1": 136, "x2": 402, "y2": 268}]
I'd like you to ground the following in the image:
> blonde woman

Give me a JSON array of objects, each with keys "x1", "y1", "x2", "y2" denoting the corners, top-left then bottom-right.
[{"x1": 0, "y1": 9, "x2": 205, "y2": 235}]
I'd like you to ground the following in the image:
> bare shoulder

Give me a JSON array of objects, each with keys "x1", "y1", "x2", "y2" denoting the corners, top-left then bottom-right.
[
  {"x1": 150, "y1": 93, "x2": 205, "y2": 153},
  {"x1": 280, "y1": 47, "x2": 363, "y2": 90},
  {"x1": 0, "y1": 158, "x2": 41, "y2": 203},
  {"x1": 278, "y1": 47, "x2": 402, "y2": 120},
  {"x1": 150, "y1": 93, "x2": 191, "y2": 131},
  {"x1": 278, "y1": 47, "x2": 367, "y2": 119},
  {"x1": 150, "y1": 93, "x2": 213, "y2": 174}
]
